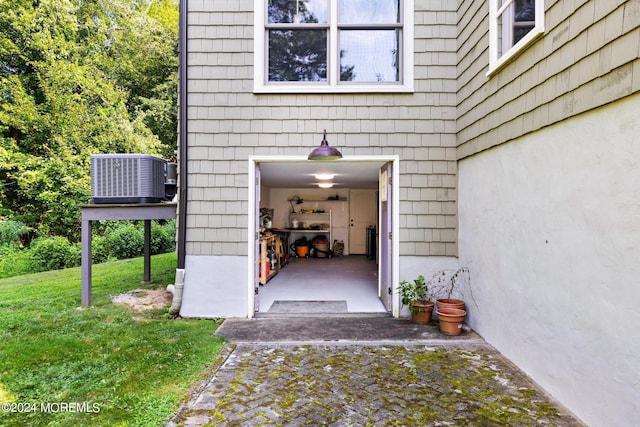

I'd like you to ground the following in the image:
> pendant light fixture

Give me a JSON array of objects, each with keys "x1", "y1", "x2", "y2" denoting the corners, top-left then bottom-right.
[{"x1": 308, "y1": 130, "x2": 342, "y2": 160}]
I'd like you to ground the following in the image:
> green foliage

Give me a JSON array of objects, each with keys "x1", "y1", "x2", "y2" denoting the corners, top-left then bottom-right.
[
  {"x1": 0, "y1": 220, "x2": 175, "y2": 279},
  {"x1": 0, "y1": 253, "x2": 225, "y2": 426},
  {"x1": 90, "y1": 234, "x2": 115, "y2": 264},
  {"x1": 29, "y1": 236, "x2": 81, "y2": 272},
  {"x1": 101, "y1": 220, "x2": 175, "y2": 259},
  {"x1": 399, "y1": 275, "x2": 429, "y2": 306},
  {"x1": 151, "y1": 219, "x2": 176, "y2": 255},
  {"x1": 103, "y1": 220, "x2": 176, "y2": 259},
  {"x1": 0, "y1": 0, "x2": 179, "y2": 239},
  {"x1": 0, "y1": 219, "x2": 31, "y2": 247},
  {"x1": 106, "y1": 224, "x2": 144, "y2": 259},
  {"x1": 0, "y1": 246, "x2": 33, "y2": 278}
]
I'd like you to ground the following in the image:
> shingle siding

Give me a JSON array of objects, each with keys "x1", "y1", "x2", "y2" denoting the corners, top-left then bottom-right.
[
  {"x1": 457, "y1": 0, "x2": 640, "y2": 159},
  {"x1": 185, "y1": 1, "x2": 459, "y2": 257}
]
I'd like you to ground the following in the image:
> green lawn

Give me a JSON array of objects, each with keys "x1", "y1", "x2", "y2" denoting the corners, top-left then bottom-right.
[{"x1": 0, "y1": 253, "x2": 225, "y2": 426}]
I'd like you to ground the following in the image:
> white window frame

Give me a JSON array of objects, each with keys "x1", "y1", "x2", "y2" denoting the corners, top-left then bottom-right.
[
  {"x1": 488, "y1": 0, "x2": 544, "y2": 76},
  {"x1": 254, "y1": 0, "x2": 414, "y2": 93}
]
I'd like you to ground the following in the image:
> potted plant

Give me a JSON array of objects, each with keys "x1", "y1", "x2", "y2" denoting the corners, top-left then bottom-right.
[
  {"x1": 429, "y1": 267, "x2": 473, "y2": 335},
  {"x1": 399, "y1": 275, "x2": 435, "y2": 324},
  {"x1": 426, "y1": 267, "x2": 470, "y2": 311}
]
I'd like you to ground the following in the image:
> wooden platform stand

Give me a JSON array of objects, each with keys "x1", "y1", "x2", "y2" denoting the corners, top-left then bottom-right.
[
  {"x1": 80, "y1": 203, "x2": 177, "y2": 307},
  {"x1": 259, "y1": 233, "x2": 285, "y2": 284}
]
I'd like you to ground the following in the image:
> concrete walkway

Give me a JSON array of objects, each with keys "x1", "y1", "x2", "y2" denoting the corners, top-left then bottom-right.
[{"x1": 170, "y1": 317, "x2": 584, "y2": 426}]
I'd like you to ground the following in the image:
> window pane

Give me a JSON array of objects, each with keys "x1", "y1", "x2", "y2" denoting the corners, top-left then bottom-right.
[
  {"x1": 268, "y1": 0, "x2": 328, "y2": 24},
  {"x1": 497, "y1": 1, "x2": 510, "y2": 57},
  {"x1": 515, "y1": 0, "x2": 535, "y2": 22},
  {"x1": 268, "y1": 30, "x2": 327, "y2": 81},
  {"x1": 513, "y1": 0, "x2": 535, "y2": 44},
  {"x1": 513, "y1": 25, "x2": 534, "y2": 44},
  {"x1": 339, "y1": 0, "x2": 399, "y2": 24},
  {"x1": 339, "y1": 30, "x2": 399, "y2": 82}
]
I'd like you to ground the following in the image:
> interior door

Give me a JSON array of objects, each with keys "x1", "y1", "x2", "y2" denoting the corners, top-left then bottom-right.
[
  {"x1": 253, "y1": 164, "x2": 261, "y2": 313},
  {"x1": 379, "y1": 163, "x2": 393, "y2": 310},
  {"x1": 349, "y1": 189, "x2": 377, "y2": 254}
]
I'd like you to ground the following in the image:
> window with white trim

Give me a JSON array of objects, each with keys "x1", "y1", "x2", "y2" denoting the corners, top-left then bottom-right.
[
  {"x1": 488, "y1": 0, "x2": 544, "y2": 75},
  {"x1": 254, "y1": 0, "x2": 414, "y2": 93}
]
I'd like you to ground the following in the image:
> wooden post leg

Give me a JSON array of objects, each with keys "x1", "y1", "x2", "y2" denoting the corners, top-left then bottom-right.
[
  {"x1": 81, "y1": 218, "x2": 93, "y2": 307},
  {"x1": 144, "y1": 220, "x2": 151, "y2": 282}
]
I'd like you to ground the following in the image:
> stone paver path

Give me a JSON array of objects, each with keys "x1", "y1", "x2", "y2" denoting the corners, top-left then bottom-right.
[{"x1": 171, "y1": 343, "x2": 583, "y2": 426}]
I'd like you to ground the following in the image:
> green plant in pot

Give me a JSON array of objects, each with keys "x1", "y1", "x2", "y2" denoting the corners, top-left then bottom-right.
[{"x1": 399, "y1": 275, "x2": 435, "y2": 324}]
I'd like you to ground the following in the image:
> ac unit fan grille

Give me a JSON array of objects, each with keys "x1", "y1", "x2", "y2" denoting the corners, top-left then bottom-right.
[{"x1": 91, "y1": 154, "x2": 166, "y2": 203}]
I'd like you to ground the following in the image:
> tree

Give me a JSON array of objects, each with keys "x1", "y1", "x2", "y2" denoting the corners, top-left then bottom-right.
[
  {"x1": 0, "y1": 0, "x2": 178, "y2": 240},
  {"x1": 75, "y1": 0, "x2": 179, "y2": 156}
]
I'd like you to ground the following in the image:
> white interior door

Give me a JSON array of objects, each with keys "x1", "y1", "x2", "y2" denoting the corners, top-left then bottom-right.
[
  {"x1": 253, "y1": 164, "x2": 261, "y2": 313},
  {"x1": 379, "y1": 163, "x2": 393, "y2": 310},
  {"x1": 349, "y1": 189, "x2": 377, "y2": 254}
]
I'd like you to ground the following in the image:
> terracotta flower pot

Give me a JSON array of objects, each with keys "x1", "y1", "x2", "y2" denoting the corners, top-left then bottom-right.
[
  {"x1": 436, "y1": 298, "x2": 465, "y2": 311},
  {"x1": 410, "y1": 300, "x2": 435, "y2": 324},
  {"x1": 436, "y1": 307, "x2": 466, "y2": 336}
]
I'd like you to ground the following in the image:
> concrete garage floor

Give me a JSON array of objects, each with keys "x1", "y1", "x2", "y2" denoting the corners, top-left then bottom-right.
[
  {"x1": 170, "y1": 318, "x2": 586, "y2": 426},
  {"x1": 257, "y1": 255, "x2": 387, "y2": 315}
]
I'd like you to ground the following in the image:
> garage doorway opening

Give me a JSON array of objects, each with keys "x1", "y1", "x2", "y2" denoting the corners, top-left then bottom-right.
[{"x1": 247, "y1": 156, "x2": 399, "y2": 318}]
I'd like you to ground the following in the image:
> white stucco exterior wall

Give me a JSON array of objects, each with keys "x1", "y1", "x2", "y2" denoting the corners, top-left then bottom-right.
[
  {"x1": 180, "y1": 255, "x2": 248, "y2": 318},
  {"x1": 458, "y1": 94, "x2": 640, "y2": 426}
]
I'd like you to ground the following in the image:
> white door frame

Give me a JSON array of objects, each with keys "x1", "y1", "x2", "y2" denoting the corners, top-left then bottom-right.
[{"x1": 247, "y1": 155, "x2": 400, "y2": 318}]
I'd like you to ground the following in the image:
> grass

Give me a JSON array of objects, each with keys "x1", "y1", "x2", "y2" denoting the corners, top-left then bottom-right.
[{"x1": 0, "y1": 253, "x2": 225, "y2": 426}]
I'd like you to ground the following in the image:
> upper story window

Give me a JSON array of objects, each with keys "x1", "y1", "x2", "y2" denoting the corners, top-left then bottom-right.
[
  {"x1": 488, "y1": 0, "x2": 544, "y2": 75},
  {"x1": 254, "y1": 0, "x2": 414, "y2": 93}
]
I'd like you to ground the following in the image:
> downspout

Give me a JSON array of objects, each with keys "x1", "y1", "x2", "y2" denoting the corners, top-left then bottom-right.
[{"x1": 168, "y1": 0, "x2": 188, "y2": 315}]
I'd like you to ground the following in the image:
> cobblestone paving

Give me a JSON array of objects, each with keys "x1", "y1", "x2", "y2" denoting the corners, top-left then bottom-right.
[{"x1": 171, "y1": 343, "x2": 583, "y2": 426}]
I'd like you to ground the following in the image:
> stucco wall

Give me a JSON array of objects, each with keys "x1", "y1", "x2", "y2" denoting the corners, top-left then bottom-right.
[
  {"x1": 180, "y1": 255, "x2": 248, "y2": 318},
  {"x1": 458, "y1": 94, "x2": 640, "y2": 426}
]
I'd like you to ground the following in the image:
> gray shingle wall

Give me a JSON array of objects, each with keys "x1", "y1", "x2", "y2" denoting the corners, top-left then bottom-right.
[
  {"x1": 184, "y1": 1, "x2": 459, "y2": 257},
  {"x1": 457, "y1": 0, "x2": 640, "y2": 159}
]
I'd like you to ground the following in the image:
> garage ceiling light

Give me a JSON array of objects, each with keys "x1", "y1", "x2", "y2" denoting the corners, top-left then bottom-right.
[{"x1": 314, "y1": 173, "x2": 335, "y2": 180}]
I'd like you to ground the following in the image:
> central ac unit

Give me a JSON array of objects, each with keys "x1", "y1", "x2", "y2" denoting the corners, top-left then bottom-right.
[{"x1": 91, "y1": 154, "x2": 166, "y2": 204}]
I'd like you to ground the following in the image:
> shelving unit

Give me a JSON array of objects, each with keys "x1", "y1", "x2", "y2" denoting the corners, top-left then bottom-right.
[
  {"x1": 259, "y1": 233, "x2": 283, "y2": 284},
  {"x1": 287, "y1": 209, "x2": 332, "y2": 255}
]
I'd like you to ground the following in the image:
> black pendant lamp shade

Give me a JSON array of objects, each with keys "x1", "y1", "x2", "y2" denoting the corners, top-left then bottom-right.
[{"x1": 308, "y1": 130, "x2": 342, "y2": 160}]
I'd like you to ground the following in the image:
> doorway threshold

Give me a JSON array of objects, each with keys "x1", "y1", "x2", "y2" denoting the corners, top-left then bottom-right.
[{"x1": 255, "y1": 312, "x2": 391, "y2": 319}]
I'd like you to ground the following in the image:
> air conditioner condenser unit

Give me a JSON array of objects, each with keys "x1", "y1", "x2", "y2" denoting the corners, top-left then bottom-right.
[{"x1": 91, "y1": 154, "x2": 166, "y2": 204}]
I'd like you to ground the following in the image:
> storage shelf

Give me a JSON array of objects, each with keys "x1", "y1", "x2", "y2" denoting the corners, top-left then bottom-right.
[
  {"x1": 277, "y1": 228, "x2": 329, "y2": 232},
  {"x1": 288, "y1": 209, "x2": 332, "y2": 255},
  {"x1": 290, "y1": 212, "x2": 329, "y2": 215},
  {"x1": 290, "y1": 198, "x2": 346, "y2": 202},
  {"x1": 259, "y1": 234, "x2": 283, "y2": 285}
]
